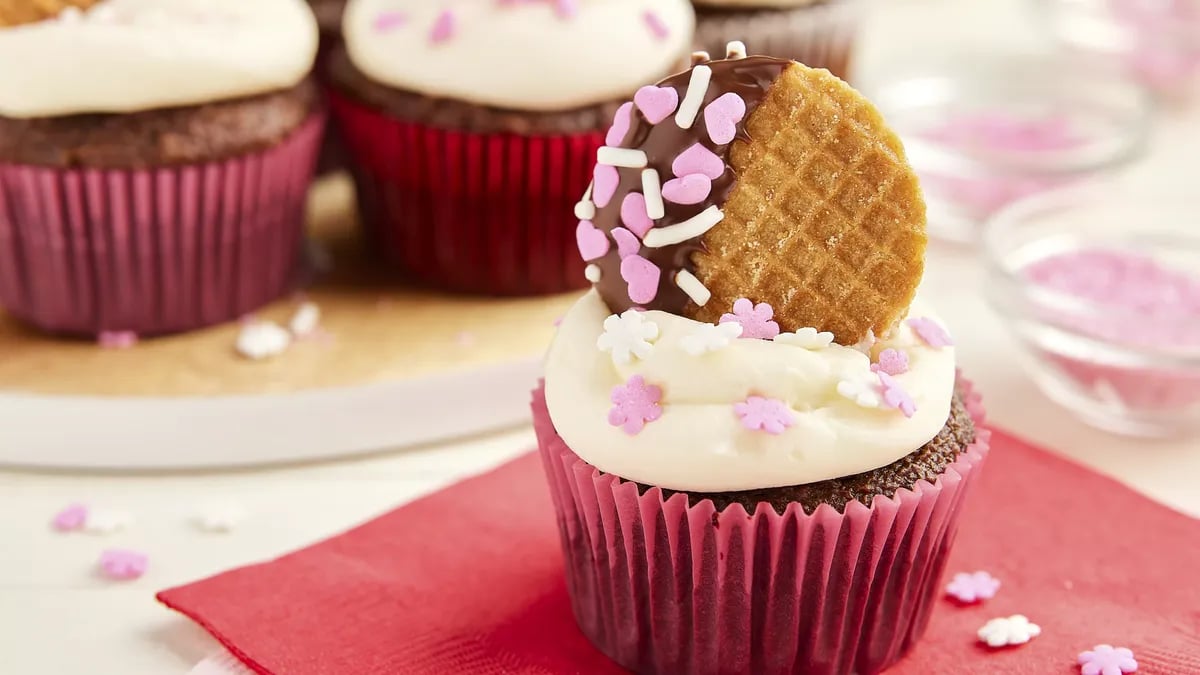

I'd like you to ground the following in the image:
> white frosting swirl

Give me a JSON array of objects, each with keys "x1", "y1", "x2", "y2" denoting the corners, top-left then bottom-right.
[
  {"x1": 0, "y1": 0, "x2": 318, "y2": 119},
  {"x1": 342, "y1": 0, "x2": 695, "y2": 111},
  {"x1": 544, "y1": 291, "x2": 957, "y2": 492}
]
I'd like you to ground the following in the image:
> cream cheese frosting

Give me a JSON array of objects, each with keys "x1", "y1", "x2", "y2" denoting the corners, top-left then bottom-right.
[
  {"x1": 0, "y1": 0, "x2": 318, "y2": 119},
  {"x1": 543, "y1": 291, "x2": 957, "y2": 492},
  {"x1": 342, "y1": 0, "x2": 695, "y2": 111}
]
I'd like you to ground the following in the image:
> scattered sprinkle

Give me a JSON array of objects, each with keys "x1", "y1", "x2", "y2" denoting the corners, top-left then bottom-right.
[
  {"x1": 945, "y1": 571, "x2": 1001, "y2": 604},
  {"x1": 592, "y1": 164, "x2": 620, "y2": 207},
  {"x1": 429, "y1": 9, "x2": 456, "y2": 43},
  {"x1": 634, "y1": 85, "x2": 680, "y2": 125},
  {"x1": 1078, "y1": 645, "x2": 1138, "y2": 675},
  {"x1": 680, "y1": 321, "x2": 742, "y2": 356},
  {"x1": 719, "y1": 298, "x2": 780, "y2": 339},
  {"x1": 620, "y1": 192, "x2": 655, "y2": 238},
  {"x1": 194, "y1": 502, "x2": 246, "y2": 533},
  {"x1": 871, "y1": 348, "x2": 909, "y2": 375},
  {"x1": 837, "y1": 372, "x2": 883, "y2": 409},
  {"x1": 642, "y1": 10, "x2": 669, "y2": 40},
  {"x1": 672, "y1": 143, "x2": 725, "y2": 180},
  {"x1": 878, "y1": 371, "x2": 916, "y2": 417},
  {"x1": 606, "y1": 102, "x2": 633, "y2": 147},
  {"x1": 774, "y1": 327, "x2": 834, "y2": 350},
  {"x1": 703, "y1": 92, "x2": 747, "y2": 145},
  {"x1": 596, "y1": 310, "x2": 659, "y2": 365},
  {"x1": 236, "y1": 321, "x2": 291, "y2": 360},
  {"x1": 97, "y1": 331, "x2": 138, "y2": 349},
  {"x1": 83, "y1": 509, "x2": 133, "y2": 535},
  {"x1": 734, "y1": 396, "x2": 795, "y2": 434},
  {"x1": 576, "y1": 220, "x2": 611, "y2": 261},
  {"x1": 52, "y1": 503, "x2": 88, "y2": 532},
  {"x1": 908, "y1": 317, "x2": 955, "y2": 348},
  {"x1": 98, "y1": 549, "x2": 148, "y2": 581},
  {"x1": 620, "y1": 254, "x2": 662, "y2": 305},
  {"x1": 288, "y1": 302, "x2": 321, "y2": 338},
  {"x1": 608, "y1": 375, "x2": 663, "y2": 435},
  {"x1": 373, "y1": 10, "x2": 407, "y2": 32},
  {"x1": 977, "y1": 615, "x2": 1041, "y2": 648},
  {"x1": 611, "y1": 227, "x2": 641, "y2": 259}
]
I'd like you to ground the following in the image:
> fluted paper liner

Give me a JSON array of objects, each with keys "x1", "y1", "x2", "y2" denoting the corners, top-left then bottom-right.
[
  {"x1": 533, "y1": 377, "x2": 989, "y2": 675},
  {"x1": 329, "y1": 89, "x2": 599, "y2": 296},
  {"x1": 0, "y1": 115, "x2": 324, "y2": 336}
]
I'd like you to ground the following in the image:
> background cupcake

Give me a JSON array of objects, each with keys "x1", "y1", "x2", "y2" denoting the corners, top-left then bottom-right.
[
  {"x1": 692, "y1": 0, "x2": 866, "y2": 80},
  {"x1": 0, "y1": 0, "x2": 323, "y2": 336},
  {"x1": 535, "y1": 51, "x2": 988, "y2": 674},
  {"x1": 329, "y1": 0, "x2": 695, "y2": 296}
]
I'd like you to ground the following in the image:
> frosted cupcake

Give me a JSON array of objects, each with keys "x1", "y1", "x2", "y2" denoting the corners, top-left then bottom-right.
[
  {"x1": 329, "y1": 0, "x2": 695, "y2": 295},
  {"x1": 692, "y1": 0, "x2": 865, "y2": 79},
  {"x1": 0, "y1": 0, "x2": 323, "y2": 336},
  {"x1": 534, "y1": 47, "x2": 988, "y2": 675}
]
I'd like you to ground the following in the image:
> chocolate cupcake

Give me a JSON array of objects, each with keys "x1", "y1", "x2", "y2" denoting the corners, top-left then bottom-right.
[
  {"x1": 534, "y1": 49, "x2": 989, "y2": 675},
  {"x1": 308, "y1": 0, "x2": 347, "y2": 173},
  {"x1": 329, "y1": 0, "x2": 696, "y2": 295},
  {"x1": 0, "y1": 0, "x2": 323, "y2": 336},
  {"x1": 693, "y1": 0, "x2": 866, "y2": 80}
]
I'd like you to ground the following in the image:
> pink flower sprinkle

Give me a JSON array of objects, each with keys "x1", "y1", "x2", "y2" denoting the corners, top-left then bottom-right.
[
  {"x1": 52, "y1": 503, "x2": 88, "y2": 532},
  {"x1": 878, "y1": 371, "x2": 916, "y2": 418},
  {"x1": 554, "y1": 0, "x2": 579, "y2": 18},
  {"x1": 97, "y1": 331, "x2": 137, "y2": 349},
  {"x1": 642, "y1": 10, "x2": 669, "y2": 40},
  {"x1": 908, "y1": 317, "x2": 954, "y2": 348},
  {"x1": 945, "y1": 570, "x2": 1000, "y2": 603},
  {"x1": 429, "y1": 9, "x2": 456, "y2": 43},
  {"x1": 719, "y1": 298, "x2": 780, "y2": 339},
  {"x1": 608, "y1": 375, "x2": 663, "y2": 435},
  {"x1": 98, "y1": 549, "x2": 148, "y2": 581},
  {"x1": 734, "y1": 396, "x2": 795, "y2": 435},
  {"x1": 871, "y1": 348, "x2": 909, "y2": 375},
  {"x1": 1078, "y1": 645, "x2": 1138, "y2": 675},
  {"x1": 373, "y1": 10, "x2": 407, "y2": 32}
]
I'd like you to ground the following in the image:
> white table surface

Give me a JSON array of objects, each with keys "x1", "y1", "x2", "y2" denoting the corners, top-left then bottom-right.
[{"x1": 3, "y1": 1, "x2": 1199, "y2": 673}]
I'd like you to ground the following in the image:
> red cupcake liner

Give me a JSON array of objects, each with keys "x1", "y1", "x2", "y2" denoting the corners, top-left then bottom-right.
[
  {"x1": 328, "y1": 89, "x2": 601, "y2": 295},
  {"x1": 695, "y1": 0, "x2": 867, "y2": 80},
  {"x1": 533, "y1": 377, "x2": 989, "y2": 675},
  {"x1": 0, "y1": 114, "x2": 324, "y2": 336}
]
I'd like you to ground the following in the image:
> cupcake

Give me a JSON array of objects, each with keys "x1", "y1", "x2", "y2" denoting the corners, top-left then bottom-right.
[
  {"x1": 534, "y1": 48, "x2": 989, "y2": 674},
  {"x1": 308, "y1": 0, "x2": 347, "y2": 173},
  {"x1": 0, "y1": 0, "x2": 323, "y2": 336},
  {"x1": 692, "y1": 0, "x2": 865, "y2": 80},
  {"x1": 329, "y1": 0, "x2": 695, "y2": 295}
]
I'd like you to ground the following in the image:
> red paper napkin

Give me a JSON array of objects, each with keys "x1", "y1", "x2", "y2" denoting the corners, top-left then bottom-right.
[{"x1": 158, "y1": 429, "x2": 1200, "y2": 674}]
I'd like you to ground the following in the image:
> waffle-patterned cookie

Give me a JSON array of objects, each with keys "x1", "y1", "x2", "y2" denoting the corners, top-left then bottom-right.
[
  {"x1": 574, "y1": 46, "x2": 927, "y2": 345},
  {"x1": 0, "y1": 0, "x2": 99, "y2": 26}
]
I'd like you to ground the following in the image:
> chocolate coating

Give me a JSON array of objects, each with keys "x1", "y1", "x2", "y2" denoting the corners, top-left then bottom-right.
[{"x1": 591, "y1": 56, "x2": 788, "y2": 315}]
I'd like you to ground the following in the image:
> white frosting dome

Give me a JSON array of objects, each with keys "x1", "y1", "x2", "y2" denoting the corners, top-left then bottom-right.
[
  {"x1": 544, "y1": 291, "x2": 958, "y2": 493},
  {"x1": 0, "y1": 0, "x2": 318, "y2": 119},
  {"x1": 342, "y1": 0, "x2": 695, "y2": 111}
]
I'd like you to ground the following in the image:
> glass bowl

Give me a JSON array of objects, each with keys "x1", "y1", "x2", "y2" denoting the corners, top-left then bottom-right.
[
  {"x1": 983, "y1": 184, "x2": 1200, "y2": 438},
  {"x1": 1035, "y1": 0, "x2": 1200, "y2": 99},
  {"x1": 862, "y1": 52, "x2": 1151, "y2": 243}
]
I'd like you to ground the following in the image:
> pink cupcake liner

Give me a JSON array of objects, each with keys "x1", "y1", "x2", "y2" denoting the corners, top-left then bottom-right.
[
  {"x1": 0, "y1": 114, "x2": 324, "y2": 336},
  {"x1": 694, "y1": 0, "x2": 867, "y2": 80},
  {"x1": 533, "y1": 377, "x2": 989, "y2": 675},
  {"x1": 328, "y1": 89, "x2": 600, "y2": 296}
]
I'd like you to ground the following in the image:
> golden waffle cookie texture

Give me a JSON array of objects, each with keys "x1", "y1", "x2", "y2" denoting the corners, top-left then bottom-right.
[
  {"x1": 0, "y1": 0, "x2": 98, "y2": 26},
  {"x1": 690, "y1": 63, "x2": 927, "y2": 345}
]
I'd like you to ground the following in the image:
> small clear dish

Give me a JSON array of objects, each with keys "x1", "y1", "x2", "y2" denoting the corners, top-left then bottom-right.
[
  {"x1": 1035, "y1": 0, "x2": 1200, "y2": 99},
  {"x1": 862, "y1": 53, "x2": 1151, "y2": 243},
  {"x1": 983, "y1": 184, "x2": 1200, "y2": 438}
]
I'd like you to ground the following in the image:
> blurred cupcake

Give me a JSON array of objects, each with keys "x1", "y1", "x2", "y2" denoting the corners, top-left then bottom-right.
[
  {"x1": 534, "y1": 49, "x2": 988, "y2": 674},
  {"x1": 308, "y1": 0, "x2": 348, "y2": 173},
  {"x1": 0, "y1": 0, "x2": 323, "y2": 336},
  {"x1": 329, "y1": 0, "x2": 695, "y2": 295},
  {"x1": 692, "y1": 0, "x2": 866, "y2": 79}
]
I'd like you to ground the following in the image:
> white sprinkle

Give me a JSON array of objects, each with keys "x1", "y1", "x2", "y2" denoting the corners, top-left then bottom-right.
[
  {"x1": 584, "y1": 264, "x2": 602, "y2": 283},
  {"x1": 691, "y1": 51, "x2": 711, "y2": 65},
  {"x1": 597, "y1": 147, "x2": 648, "y2": 168},
  {"x1": 641, "y1": 169, "x2": 665, "y2": 219},
  {"x1": 574, "y1": 183, "x2": 596, "y2": 220},
  {"x1": 194, "y1": 501, "x2": 246, "y2": 533},
  {"x1": 236, "y1": 321, "x2": 292, "y2": 360},
  {"x1": 83, "y1": 509, "x2": 133, "y2": 535},
  {"x1": 675, "y1": 270, "x2": 711, "y2": 306},
  {"x1": 675, "y1": 65, "x2": 712, "y2": 129},
  {"x1": 288, "y1": 302, "x2": 321, "y2": 337},
  {"x1": 725, "y1": 41, "x2": 747, "y2": 59},
  {"x1": 643, "y1": 206, "x2": 724, "y2": 248}
]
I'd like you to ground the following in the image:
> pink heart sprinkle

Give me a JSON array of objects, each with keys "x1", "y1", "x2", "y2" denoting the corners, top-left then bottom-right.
[
  {"x1": 98, "y1": 549, "x2": 148, "y2": 581},
  {"x1": 373, "y1": 10, "x2": 407, "y2": 32},
  {"x1": 634, "y1": 85, "x2": 679, "y2": 125},
  {"x1": 672, "y1": 143, "x2": 725, "y2": 180},
  {"x1": 621, "y1": 254, "x2": 661, "y2": 304},
  {"x1": 620, "y1": 193, "x2": 654, "y2": 238},
  {"x1": 429, "y1": 9, "x2": 455, "y2": 43},
  {"x1": 52, "y1": 503, "x2": 88, "y2": 531},
  {"x1": 643, "y1": 10, "x2": 669, "y2": 40},
  {"x1": 592, "y1": 164, "x2": 619, "y2": 208},
  {"x1": 704, "y1": 92, "x2": 747, "y2": 145},
  {"x1": 575, "y1": 221, "x2": 610, "y2": 261},
  {"x1": 611, "y1": 227, "x2": 641, "y2": 259},
  {"x1": 606, "y1": 102, "x2": 633, "y2": 147},
  {"x1": 661, "y1": 173, "x2": 712, "y2": 205}
]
